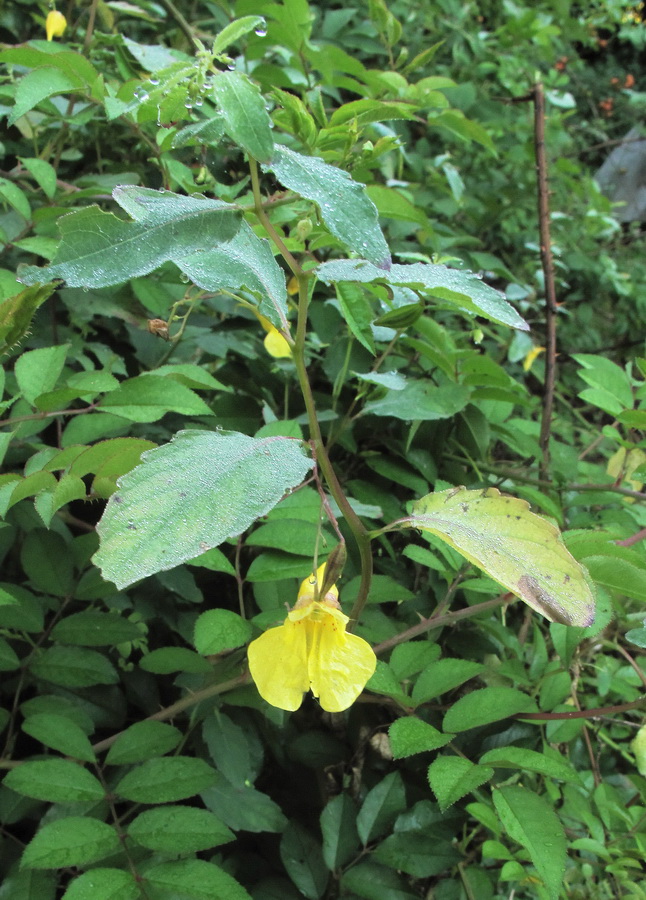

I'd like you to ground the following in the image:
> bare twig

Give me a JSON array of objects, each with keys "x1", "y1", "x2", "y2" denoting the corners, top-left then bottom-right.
[{"x1": 533, "y1": 82, "x2": 558, "y2": 481}]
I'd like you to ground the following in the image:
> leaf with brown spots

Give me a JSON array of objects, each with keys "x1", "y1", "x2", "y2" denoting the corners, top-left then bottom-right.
[{"x1": 405, "y1": 487, "x2": 595, "y2": 626}]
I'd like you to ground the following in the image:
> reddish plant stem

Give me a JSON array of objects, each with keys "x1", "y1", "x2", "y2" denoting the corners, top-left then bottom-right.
[
  {"x1": 533, "y1": 81, "x2": 559, "y2": 481},
  {"x1": 516, "y1": 698, "x2": 645, "y2": 720}
]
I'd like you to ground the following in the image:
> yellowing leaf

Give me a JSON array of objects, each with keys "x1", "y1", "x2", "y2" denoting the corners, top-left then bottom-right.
[
  {"x1": 407, "y1": 487, "x2": 595, "y2": 626},
  {"x1": 607, "y1": 447, "x2": 646, "y2": 500}
]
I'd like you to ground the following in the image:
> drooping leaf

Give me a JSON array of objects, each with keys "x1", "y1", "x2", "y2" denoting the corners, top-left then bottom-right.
[
  {"x1": 406, "y1": 487, "x2": 595, "y2": 626},
  {"x1": 317, "y1": 258, "x2": 528, "y2": 330},
  {"x1": 363, "y1": 378, "x2": 471, "y2": 421},
  {"x1": 93, "y1": 429, "x2": 312, "y2": 588},
  {"x1": 492, "y1": 786, "x2": 566, "y2": 900},
  {"x1": 264, "y1": 144, "x2": 391, "y2": 268}
]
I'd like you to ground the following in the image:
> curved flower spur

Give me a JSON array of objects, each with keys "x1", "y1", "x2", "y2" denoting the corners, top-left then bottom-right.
[{"x1": 247, "y1": 561, "x2": 376, "y2": 713}]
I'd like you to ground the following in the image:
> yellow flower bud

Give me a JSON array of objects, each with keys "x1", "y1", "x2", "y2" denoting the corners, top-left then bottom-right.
[{"x1": 46, "y1": 9, "x2": 67, "y2": 41}]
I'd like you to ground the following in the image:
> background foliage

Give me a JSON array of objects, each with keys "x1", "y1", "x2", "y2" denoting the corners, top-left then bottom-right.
[{"x1": 1, "y1": 1, "x2": 646, "y2": 898}]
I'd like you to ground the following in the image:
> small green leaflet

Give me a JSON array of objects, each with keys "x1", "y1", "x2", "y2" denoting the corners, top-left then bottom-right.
[{"x1": 406, "y1": 487, "x2": 595, "y2": 626}]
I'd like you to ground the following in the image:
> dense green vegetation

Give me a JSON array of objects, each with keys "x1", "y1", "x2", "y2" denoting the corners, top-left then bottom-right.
[{"x1": 1, "y1": 1, "x2": 645, "y2": 898}]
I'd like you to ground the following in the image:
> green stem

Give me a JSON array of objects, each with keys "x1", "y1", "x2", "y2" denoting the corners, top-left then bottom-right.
[{"x1": 248, "y1": 156, "x2": 374, "y2": 625}]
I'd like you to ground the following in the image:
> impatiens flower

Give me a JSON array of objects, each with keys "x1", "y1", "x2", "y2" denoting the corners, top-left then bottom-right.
[
  {"x1": 46, "y1": 9, "x2": 67, "y2": 41},
  {"x1": 256, "y1": 312, "x2": 292, "y2": 359},
  {"x1": 247, "y1": 563, "x2": 376, "y2": 713}
]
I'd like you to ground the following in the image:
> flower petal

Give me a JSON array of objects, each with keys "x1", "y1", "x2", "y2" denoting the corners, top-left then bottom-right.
[
  {"x1": 308, "y1": 620, "x2": 376, "y2": 713},
  {"x1": 247, "y1": 621, "x2": 309, "y2": 711},
  {"x1": 264, "y1": 327, "x2": 292, "y2": 359}
]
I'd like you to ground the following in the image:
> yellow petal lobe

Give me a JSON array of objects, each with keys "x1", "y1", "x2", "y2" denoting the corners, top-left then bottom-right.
[
  {"x1": 247, "y1": 620, "x2": 309, "y2": 711},
  {"x1": 264, "y1": 327, "x2": 292, "y2": 359},
  {"x1": 46, "y1": 10, "x2": 67, "y2": 40}
]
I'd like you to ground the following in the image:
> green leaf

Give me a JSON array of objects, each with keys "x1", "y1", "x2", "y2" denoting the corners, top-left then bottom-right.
[
  {"x1": 19, "y1": 158, "x2": 57, "y2": 199},
  {"x1": 212, "y1": 16, "x2": 267, "y2": 54},
  {"x1": 15, "y1": 345, "x2": 68, "y2": 405},
  {"x1": 114, "y1": 756, "x2": 217, "y2": 803},
  {"x1": 335, "y1": 283, "x2": 375, "y2": 354},
  {"x1": 50, "y1": 611, "x2": 143, "y2": 647},
  {"x1": 29, "y1": 646, "x2": 119, "y2": 688},
  {"x1": 408, "y1": 487, "x2": 596, "y2": 626},
  {"x1": 61, "y1": 869, "x2": 139, "y2": 900},
  {"x1": 264, "y1": 144, "x2": 391, "y2": 268},
  {"x1": 97, "y1": 374, "x2": 212, "y2": 422},
  {"x1": 4, "y1": 759, "x2": 104, "y2": 804},
  {"x1": 427, "y1": 757, "x2": 493, "y2": 811},
  {"x1": 246, "y1": 519, "x2": 331, "y2": 556},
  {"x1": 21, "y1": 714, "x2": 96, "y2": 762},
  {"x1": 212, "y1": 71, "x2": 274, "y2": 162},
  {"x1": 480, "y1": 746, "x2": 580, "y2": 784},
  {"x1": 0, "y1": 872, "x2": 56, "y2": 900},
  {"x1": 411, "y1": 658, "x2": 484, "y2": 705},
  {"x1": 105, "y1": 721, "x2": 182, "y2": 765},
  {"x1": 139, "y1": 646, "x2": 212, "y2": 674},
  {"x1": 356, "y1": 772, "x2": 407, "y2": 844},
  {"x1": 0, "y1": 287, "x2": 52, "y2": 357},
  {"x1": 492, "y1": 786, "x2": 566, "y2": 900},
  {"x1": 7, "y1": 67, "x2": 81, "y2": 125},
  {"x1": 316, "y1": 259, "x2": 528, "y2": 330},
  {"x1": 203, "y1": 713, "x2": 251, "y2": 788},
  {"x1": 442, "y1": 687, "x2": 538, "y2": 733},
  {"x1": 320, "y1": 794, "x2": 360, "y2": 870},
  {"x1": 341, "y1": 860, "x2": 417, "y2": 900},
  {"x1": 373, "y1": 832, "x2": 462, "y2": 878},
  {"x1": 128, "y1": 805, "x2": 234, "y2": 853},
  {"x1": 0, "y1": 637, "x2": 19, "y2": 671},
  {"x1": 280, "y1": 823, "x2": 328, "y2": 900},
  {"x1": 20, "y1": 530, "x2": 73, "y2": 597},
  {"x1": 94, "y1": 429, "x2": 312, "y2": 589},
  {"x1": 19, "y1": 188, "x2": 240, "y2": 288},
  {"x1": 21, "y1": 818, "x2": 120, "y2": 869},
  {"x1": 144, "y1": 859, "x2": 252, "y2": 900},
  {"x1": 389, "y1": 717, "x2": 452, "y2": 759},
  {"x1": 573, "y1": 353, "x2": 633, "y2": 414},
  {"x1": 202, "y1": 775, "x2": 288, "y2": 833},
  {"x1": 364, "y1": 378, "x2": 471, "y2": 421},
  {"x1": 194, "y1": 609, "x2": 252, "y2": 655}
]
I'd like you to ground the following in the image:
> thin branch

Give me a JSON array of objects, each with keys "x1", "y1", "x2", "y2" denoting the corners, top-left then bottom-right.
[
  {"x1": 533, "y1": 81, "x2": 558, "y2": 481},
  {"x1": 516, "y1": 698, "x2": 646, "y2": 720}
]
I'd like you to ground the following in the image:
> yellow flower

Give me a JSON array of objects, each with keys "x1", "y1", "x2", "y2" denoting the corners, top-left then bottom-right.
[
  {"x1": 46, "y1": 9, "x2": 67, "y2": 41},
  {"x1": 247, "y1": 563, "x2": 376, "y2": 712},
  {"x1": 522, "y1": 345, "x2": 545, "y2": 372},
  {"x1": 256, "y1": 312, "x2": 292, "y2": 359}
]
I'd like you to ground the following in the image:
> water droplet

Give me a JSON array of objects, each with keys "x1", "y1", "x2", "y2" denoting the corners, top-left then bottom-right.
[
  {"x1": 179, "y1": 272, "x2": 190, "y2": 283},
  {"x1": 194, "y1": 97, "x2": 203, "y2": 107},
  {"x1": 255, "y1": 21, "x2": 267, "y2": 36},
  {"x1": 227, "y1": 62, "x2": 236, "y2": 71},
  {"x1": 185, "y1": 100, "x2": 193, "y2": 109},
  {"x1": 149, "y1": 76, "x2": 160, "y2": 86}
]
